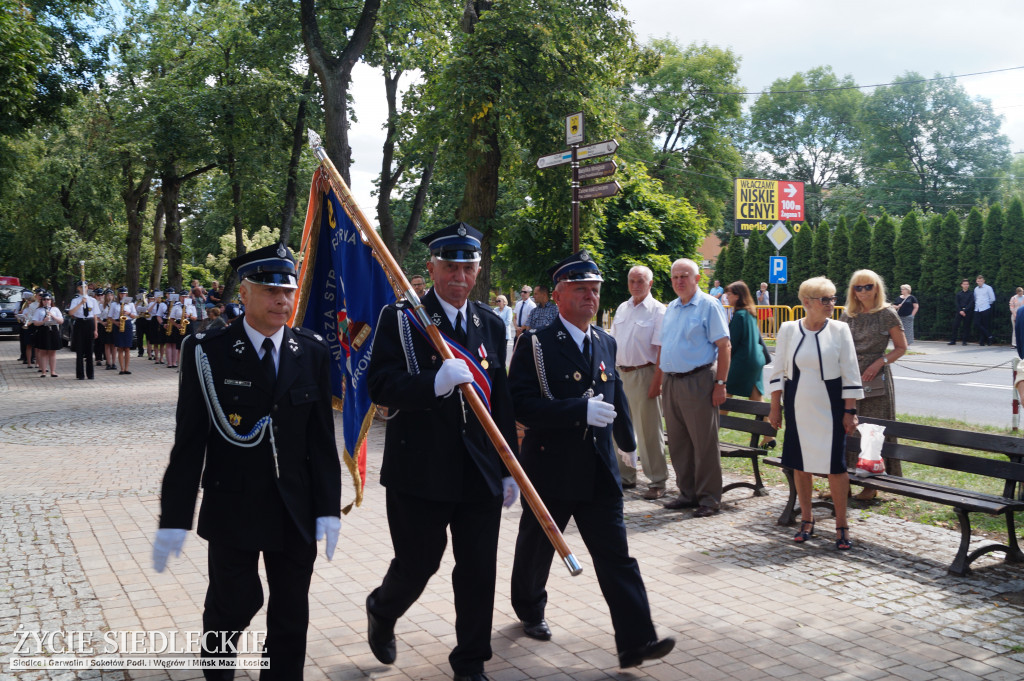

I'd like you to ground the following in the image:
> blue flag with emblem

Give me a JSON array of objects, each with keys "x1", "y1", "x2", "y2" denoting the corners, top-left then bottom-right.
[{"x1": 293, "y1": 168, "x2": 397, "y2": 512}]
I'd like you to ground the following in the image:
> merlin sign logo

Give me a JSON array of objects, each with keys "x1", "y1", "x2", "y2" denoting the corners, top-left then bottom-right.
[{"x1": 734, "y1": 178, "x2": 804, "y2": 235}]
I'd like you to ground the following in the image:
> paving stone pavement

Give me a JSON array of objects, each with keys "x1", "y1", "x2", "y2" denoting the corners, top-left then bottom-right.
[{"x1": 2, "y1": 339, "x2": 1024, "y2": 680}]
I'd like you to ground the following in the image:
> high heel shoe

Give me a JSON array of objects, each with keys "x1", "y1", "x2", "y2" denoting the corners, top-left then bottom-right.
[
  {"x1": 835, "y1": 526, "x2": 852, "y2": 550},
  {"x1": 793, "y1": 519, "x2": 815, "y2": 543},
  {"x1": 761, "y1": 439, "x2": 777, "y2": 450}
]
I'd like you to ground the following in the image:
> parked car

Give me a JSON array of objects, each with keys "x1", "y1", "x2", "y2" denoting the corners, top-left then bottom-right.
[{"x1": 0, "y1": 285, "x2": 26, "y2": 336}]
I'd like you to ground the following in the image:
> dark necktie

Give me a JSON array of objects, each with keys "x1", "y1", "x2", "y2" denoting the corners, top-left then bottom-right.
[
  {"x1": 454, "y1": 311, "x2": 467, "y2": 345},
  {"x1": 582, "y1": 334, "x2": 591, "y2": 363},
  {"x1": 261, "y1": 337, "x2": 276, "y2": 384}
]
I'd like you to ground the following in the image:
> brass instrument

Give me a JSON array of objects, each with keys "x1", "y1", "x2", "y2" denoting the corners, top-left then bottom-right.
[
  {"x1": 103, "y1": 309, "x2": 114, "y2": 333},
  {"x1": 180, "y1": 315, "x2": 190, "y2": 335},
  {"x1": 164, "y1": 316, "x2": 174, "y2": 335},
  {"x1": 117, "y1": 301, "x2": 128, "y2": 333}
]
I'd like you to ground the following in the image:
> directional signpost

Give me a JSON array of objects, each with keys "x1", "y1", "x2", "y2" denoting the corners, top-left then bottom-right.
[{"x1": 536, "y1": 113, "x2": 620, "y2": 250}]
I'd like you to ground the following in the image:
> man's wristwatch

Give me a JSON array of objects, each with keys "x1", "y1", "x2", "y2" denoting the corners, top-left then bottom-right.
[
  {"x1": 844, "y1": 408, "x2": 857, "y2": 414},
  {"x1": 881, "y1": 356, "x2": 889, "y2": 364},
  {"x1": 714, "y1": 379, "x2": 726, "y2": 386}
]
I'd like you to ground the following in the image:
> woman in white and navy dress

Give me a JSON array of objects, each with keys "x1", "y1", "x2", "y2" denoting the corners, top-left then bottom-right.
[
  {"x1": 32, "y1": 291, "x2": 64, "y2": 377},
  {"x1": 768, "y1": 277, "x2": 864, "y2": 551}
]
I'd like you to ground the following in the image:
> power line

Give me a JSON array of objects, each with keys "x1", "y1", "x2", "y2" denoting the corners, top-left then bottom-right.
[{"x1": 677, "y1": 66, "x2": 1024, "y2": 97}]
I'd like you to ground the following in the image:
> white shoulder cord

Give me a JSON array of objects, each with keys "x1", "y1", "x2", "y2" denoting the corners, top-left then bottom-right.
[
  {"x1": 194, "y1": 343, "x2": 280, "y2": 478},
  {"x1": 531, "y1": 334, "x2": 554, "y2": 400}
]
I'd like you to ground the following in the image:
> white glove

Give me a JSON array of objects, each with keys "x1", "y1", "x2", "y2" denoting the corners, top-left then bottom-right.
[
  {"x1": 502, "y1": 476, "x2": 519, "y2": 508},
  {"x1": 434, "y1": 359, "x2": 474, "y2": 397},
  {"x1": 619, "y1": 449, "x2": 638, "y2": 468},
  {"x1": 586, "y1": 394, "x2": 616, "y2": 427},
  {"x1": 316, "y1": 516, "x2": 341, "y2": 561},
  {"x1": 152, "y1": 528, "x2": 187, "y2": 573}
]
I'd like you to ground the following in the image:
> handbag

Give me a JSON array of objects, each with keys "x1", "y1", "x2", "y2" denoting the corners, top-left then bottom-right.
[
  {"x1": 759, "y1": 335, "x2": 772, "y2": 365},
  {"x1": 863, "y1": 373, "x2": 888, "y2": 397}
]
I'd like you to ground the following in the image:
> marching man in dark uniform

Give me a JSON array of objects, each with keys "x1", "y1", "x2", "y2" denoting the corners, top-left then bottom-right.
[
  {"x1": 508, "y1": 251, "x2": 675, "y2": 669},
  {"x1": 153, "y1": 243, "x2": 342, "y2": 680},
  {"x1": 68, "y1": 282, "x2": 100, "y2": 380},
  {"x1": 366, "y1": 222, "x2": 519, "y2": 681}
]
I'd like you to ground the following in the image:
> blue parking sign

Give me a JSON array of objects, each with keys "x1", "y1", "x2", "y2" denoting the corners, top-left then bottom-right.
[{"x1": 769, "y1": 256, "x2": 787, "y2": 284}]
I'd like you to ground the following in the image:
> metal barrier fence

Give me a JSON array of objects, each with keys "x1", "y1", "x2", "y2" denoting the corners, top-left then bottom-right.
[{"x1": 725, "y1": 305, "x2": 846, "y2": 339}]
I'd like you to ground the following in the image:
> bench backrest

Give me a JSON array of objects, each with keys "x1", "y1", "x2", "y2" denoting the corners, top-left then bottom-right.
[
  {"x1": 848, "y1": 417, "x2": 1024, "y2": 485},
  {"x1": 719, "y1": 398, "x2": 776, "y2": 448}
]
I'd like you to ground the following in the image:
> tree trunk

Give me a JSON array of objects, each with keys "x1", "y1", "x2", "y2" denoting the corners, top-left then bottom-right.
[
  {"x1": 122, "y1": 159, "x2": 153, "y2": 294},
  {"x1": 160, "y1": 162, "x2": 216, "y2": 290},
  {"x1": 280, "y1": 68, "x2": 316, "y2": 245},
  {"x1": 398, "y1": 144, "x2": 439, "y2": 262},
  {"x1": 458, "y1": 0, "x2": 501, "y2": 301},
  {"x1": 300, "y1": 0, "x2": 381, "y2": 185},
  {"x1": 378, "y1": 67, "x2": 403, "y2": 254},
  {"x1": 150, "y1": 199, "x2": 165, "y2": 290}
]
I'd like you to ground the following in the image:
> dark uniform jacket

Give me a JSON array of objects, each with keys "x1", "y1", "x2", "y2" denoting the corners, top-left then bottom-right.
[
  {"x1": 159, "y1": 317, "x2": 341, "y2": 551},
  {"x1": 509, "y1": 317, "x2": 636, "y2": 501},
  {"x1": 368, "y1": 289, "x2": 516, "y2": 502}
]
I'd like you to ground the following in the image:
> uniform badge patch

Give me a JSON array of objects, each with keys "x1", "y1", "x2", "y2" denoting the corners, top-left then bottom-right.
[
  {"x1": 573, "y1": 371, "x2": 582, "y2": 381},
  {"x1": 195, "y1": 332, "x2": 205, "y2": 340},
  {"x1": 288, "y1": 337, "x2": 299, "y2": 353},
  {"x1": 232, "y1": 339, "x2": 246, "y2": 355},
  {"x1": 556, "y1": 330, "x2": 567, "y2": 341},
  {"x1": 472, "y1": 313, "x2": 481, "y2": 328},
  {"x1": 228, "y1": 413, "x2": 242, "y2": 426},
  {"x1": 432, "y1": 312, "x2": 443, "y2": 327},
  {"x1": 313, "y1": 333, "x2": 323, "y2": 342}
]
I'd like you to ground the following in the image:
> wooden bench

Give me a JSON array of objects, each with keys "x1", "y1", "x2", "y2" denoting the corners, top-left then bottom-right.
[
  {"x1": 765, "y1": 417, "x2": 1024, "y2": 575},
  {"x1": 718, "y1": 397, "x2": 777, "y2": 498}
]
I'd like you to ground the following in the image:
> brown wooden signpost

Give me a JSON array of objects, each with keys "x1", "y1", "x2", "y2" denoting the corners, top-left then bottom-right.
[{"x1": 536, "y1": 113, "x2": 619, "y2": 251}]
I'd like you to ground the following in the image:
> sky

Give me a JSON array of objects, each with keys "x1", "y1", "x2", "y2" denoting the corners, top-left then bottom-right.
[{"x1": 345, "y1": 0, "x2": 1024, "y2": 225}]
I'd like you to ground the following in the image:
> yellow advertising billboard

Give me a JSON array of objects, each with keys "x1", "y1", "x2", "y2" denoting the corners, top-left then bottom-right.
[{"x1": 734, "y1": 178, "x2": 805, "y2": 235}]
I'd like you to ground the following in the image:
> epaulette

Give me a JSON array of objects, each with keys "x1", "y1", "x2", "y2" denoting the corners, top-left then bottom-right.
[
  {"x1": 191, "y1": 325, "x2": 229, "y2": 343},
  {"x1": 292, "y1": 325, "x2": 326, "y2": 344}
]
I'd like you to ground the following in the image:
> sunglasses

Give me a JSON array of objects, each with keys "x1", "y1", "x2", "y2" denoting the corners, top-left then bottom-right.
[
  {"x1": 853, "y1": 284, "x2": 875, "y2": 292},
  {"x1": 816, "y1": 296, "x2": 838, "y2": 305}
]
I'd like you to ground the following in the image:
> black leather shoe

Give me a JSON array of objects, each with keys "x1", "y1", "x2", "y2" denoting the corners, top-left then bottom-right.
[
  {"x1": 622, "y1": 482, "x2": 637, "y2": 489},
  {"x1": 619, "y1": 637, "x2": 675, "y2": 668},
  {"x1": 663, "y1": 497, "x2": 697, "y2": 510},
  {"x1": 453, "y1": 673, "x2": 489, "y2": 681},
  {"x1": 693, "y1": 505, "x2": 719, "y2": 518},
  {"x1": 366, "y1": 595, "x2": 396, "y2": 665},
  {"x1": 522, "y1": 619, "x2": 552, "y2": 641},
  {"x1": 947, "y1": 340, "x2": 956, "y2": 345}
]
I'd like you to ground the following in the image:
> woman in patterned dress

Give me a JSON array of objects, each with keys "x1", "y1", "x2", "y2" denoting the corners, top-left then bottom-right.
[{"x1": 840, "y1": 269, "x2": 908, "y2": 500}]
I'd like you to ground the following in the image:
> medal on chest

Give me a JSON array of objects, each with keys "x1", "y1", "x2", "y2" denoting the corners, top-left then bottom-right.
[
  {"x1": 478, "y1": 343, "x2": 489, "y2": 370},
  {"x1": 599, "y1": 361, "x2": 607, "y2": 382}
]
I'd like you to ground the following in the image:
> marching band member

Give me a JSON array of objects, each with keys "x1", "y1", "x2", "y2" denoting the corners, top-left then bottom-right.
[
  {"x1": 142, "y1": 291, "x2": 157, "y2": 360},
  {"x1": 68, "y1": 282, "x2": 100, "y2": 380},
  {"x1": 136, "y1": 287, "x2": 149, "y2": 357},
  {"x1": 152, "y1": 289, "x2": 168, "y2": 364},
  {"x1": 18, "y1": 289, "x2": 39, "y2": 367},
  {"x1": 101, "y1": 288, "x2": 118, "y2": 371},
  {"x1": 91, "y1": 287, "x2": 106, "y2": 366},
  {"x1": 113, "y1": 285, "x2": 138, "y2": 375},
  {"x1": 166, "y1": 290, "x2": 184, "y2": 369},
  {"x1": 32, "y1": 291, "x2": 63, "y2": 377}
]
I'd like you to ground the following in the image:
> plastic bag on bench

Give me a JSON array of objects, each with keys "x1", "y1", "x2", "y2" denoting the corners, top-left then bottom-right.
[{"x1": 854, "y1": 423, "x2": 886, "y2": 476}]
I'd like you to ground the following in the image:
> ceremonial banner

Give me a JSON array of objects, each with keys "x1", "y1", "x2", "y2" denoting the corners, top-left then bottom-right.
[{"x1": 293, "y1": 168, "x2": 397, "y2": 512}]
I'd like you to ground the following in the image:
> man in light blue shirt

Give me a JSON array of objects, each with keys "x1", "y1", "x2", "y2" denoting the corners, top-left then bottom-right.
[
  {"x1": 973, "y1": 274, "x2": 997, "y2": 346},
  {"x1": 653, "y1": 258, "x2": 730, "y2": 517},
  {"x1": 708, "y1": 279, "x2": 725, "y2": 306}
]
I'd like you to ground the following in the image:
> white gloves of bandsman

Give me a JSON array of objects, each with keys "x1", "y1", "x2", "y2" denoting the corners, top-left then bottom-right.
[
  {"x1": 434, "y1": 358, "x2": 473, "y2": 397},
  {"x1": 152, "y1": 516, "x2": 342, "y2": 572},
  {"x1": 586, "y1": 394, "x2": 616, "y2": 427}
]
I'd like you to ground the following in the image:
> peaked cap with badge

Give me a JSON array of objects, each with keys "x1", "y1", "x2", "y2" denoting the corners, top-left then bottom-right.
[
  {"x1": 230, "y1": 242, "x2": 298, "y2": 288},
  {"x1": 420, "y1": 221, "x2": 483, "y2": 262},
  {"x1": 548, "y1": 249, "x2": 604, "y2": 285}
]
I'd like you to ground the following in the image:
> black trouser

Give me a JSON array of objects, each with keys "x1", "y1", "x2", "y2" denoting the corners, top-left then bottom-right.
[
  {"x1": 136, "y1": 317, "x2": 148, "y2": 354},
  {"x1": 511, "y1": 494, "x2": 656, "y2": 654},
  {"x1": 72, "y1": 319, "x2": 95, "y2": 379},
  {"x1": 202, "y1": 529, "x2": 316, "y2": 681},
  {"x1": 369, "y1": 489, "x2": 501, "y2": 675},
  {"x1": 19, "y1": 325, "x2": 33, "y2": 362},
  {"x1": 974, "y1": 308, "x2": 993, "y2": 344},
  {"x1": 951, "y1": 311, "x2": 972, "y2": 343}
]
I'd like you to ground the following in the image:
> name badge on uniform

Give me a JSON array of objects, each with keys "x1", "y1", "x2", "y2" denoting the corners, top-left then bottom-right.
[
  {"x1": 478, "y1": 343, "x2": 489, "y2": 370},
  {"x1": 224, "y1": 379, "x2": 251, "y2": 387}
]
